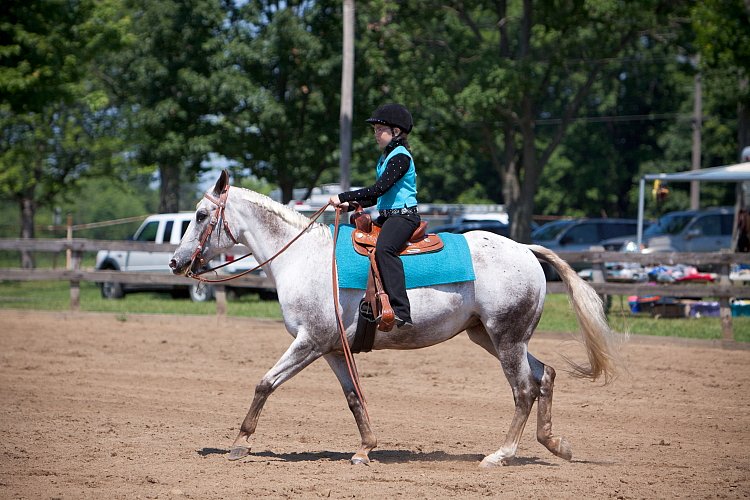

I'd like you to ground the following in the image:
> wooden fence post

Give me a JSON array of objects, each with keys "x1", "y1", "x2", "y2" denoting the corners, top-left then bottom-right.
[
  {"x1": 718, "y1": 263, "x2": 734, "y2": 344},
  {"x1": 70, "y1": 248, "x2": 82, "y2": 311},
  {"x1": 66, "y1": 214, "x2": 73, "y2": 270},
  {"x1": 215, "y1": 285, "x2": 227, "y2": 318},
  {"x1": 70, "y1": 280, "x2": 81, "y2": 311}
]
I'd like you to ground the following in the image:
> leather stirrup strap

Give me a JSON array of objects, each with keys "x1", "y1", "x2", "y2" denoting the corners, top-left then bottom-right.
[
  {"x1": 367, "y1": 250, "x2": 395, "y2": 332},
  {"x1": 331, "y1": 206, "x2": 369, "y2": 422}
]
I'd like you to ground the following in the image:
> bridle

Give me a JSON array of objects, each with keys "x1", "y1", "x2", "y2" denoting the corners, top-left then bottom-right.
[
  {"x1": 187, "y1": 182, "x2": 238, "y2": 276},
  {"x1": 186, "y1": 185, "x2": 330, "y2": 284},
  {"x1": 185, "y1": 183, "x2": 370, "y2": 422}
]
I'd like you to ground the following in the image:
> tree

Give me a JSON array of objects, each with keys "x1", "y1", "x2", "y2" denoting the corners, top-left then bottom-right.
[
  {"x1": 536, "y1": 15, "x2": 696, "y2": 219},
  {"x1": 0, "y1": 0, "x2": 128, "y2": 266},
  {"x1": 692, "y1": 0, "x2": 750, "y2": 158},
  {"x1": 216, "y1": 1, "x2": 344, "y2": 203},
  {"x1": 354, "y1": 1, "x2": 689, "y2": 241},
  {"x1": 104, "y1": 0, "x2": 228, "y2": 213}
]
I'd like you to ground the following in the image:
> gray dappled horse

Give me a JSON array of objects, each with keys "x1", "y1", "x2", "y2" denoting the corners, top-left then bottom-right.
[{"x1": 170, "y1": 171, "x2": 619, "y2": 467}]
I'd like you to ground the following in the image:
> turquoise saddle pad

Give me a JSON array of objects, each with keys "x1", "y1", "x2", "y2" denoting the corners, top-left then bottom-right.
[{"x1": 330, "y1": 224, "x2": 476, "y2": 290}]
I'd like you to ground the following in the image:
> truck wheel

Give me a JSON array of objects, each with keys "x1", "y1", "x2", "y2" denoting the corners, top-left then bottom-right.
[
  {"x1": 258, "y1": 290, "x2": 278, "y2": 301},
  {"x1": 189, "y1": 283, "x2": 214, "y2": 302},
  {"x1": 101, "y1": 281, "x2": 124, "y2": 299}
]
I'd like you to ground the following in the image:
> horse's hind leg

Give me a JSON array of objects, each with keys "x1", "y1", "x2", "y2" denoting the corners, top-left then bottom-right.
[
  {"x1": 324, "y1": 352, "x2": 377, "y2": 465},
  {"x1": 480, "y1": 343, "x2": 539, "y2": 467},
  {"x1": 535, "y1": 359, "x2": 572, "y2": 460}
]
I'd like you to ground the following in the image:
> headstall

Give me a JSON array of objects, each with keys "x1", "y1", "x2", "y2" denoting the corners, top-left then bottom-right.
[{"x1": 188, "y1": 182, "x2": 238, "y2": 275}]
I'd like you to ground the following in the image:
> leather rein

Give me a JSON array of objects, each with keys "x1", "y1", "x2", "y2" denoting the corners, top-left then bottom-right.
[{"x1": 186, "y1": 188, "x2": 369, "y2": 422}]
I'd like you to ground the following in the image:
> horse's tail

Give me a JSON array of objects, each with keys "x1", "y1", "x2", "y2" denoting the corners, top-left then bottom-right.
[{"x1": 528, "y1": 244, "x2": 622, "y2": 385}]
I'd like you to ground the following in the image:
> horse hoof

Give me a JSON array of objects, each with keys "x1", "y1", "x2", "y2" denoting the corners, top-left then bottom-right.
[
  {"x1": 228, "y1": 446, "x2": 250, "y2": 461},
  {"x1": 555, "y1": 438, "x2": 573, "y2": 461},
  {"x1": 479, "y1": 455, "x2": 512, "y2": 468},
  {"x1": 350, "y1": 455, "x2": 370, "y2": 465}
]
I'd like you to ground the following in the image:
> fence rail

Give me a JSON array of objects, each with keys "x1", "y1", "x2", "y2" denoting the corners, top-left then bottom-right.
[{"x1": 2, "y1": 238, "x2": 749, "y2": 343}]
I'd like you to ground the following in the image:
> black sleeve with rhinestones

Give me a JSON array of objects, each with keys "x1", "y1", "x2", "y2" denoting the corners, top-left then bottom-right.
[{"x1": 338, "y1": 153, "x2": 411, "y2": 205}]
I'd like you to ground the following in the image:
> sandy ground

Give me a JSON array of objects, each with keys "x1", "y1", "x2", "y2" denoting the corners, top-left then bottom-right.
[{"x1": 0, "y1": 310, "x2": 748, "y2": 499}]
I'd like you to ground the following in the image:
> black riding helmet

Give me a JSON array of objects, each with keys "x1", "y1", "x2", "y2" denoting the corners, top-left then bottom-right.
[{"x1": 365, "y1": 103, "x2": 413, "y2": 133}]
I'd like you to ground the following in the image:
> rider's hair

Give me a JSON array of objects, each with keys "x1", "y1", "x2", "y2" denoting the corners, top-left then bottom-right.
[{"x1": 392, "y1": 130, "x2": 410, "y2": 150}]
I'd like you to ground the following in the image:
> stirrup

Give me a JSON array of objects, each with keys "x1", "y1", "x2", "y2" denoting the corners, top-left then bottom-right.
[{"x1": 359, "y1": 300, "x2": 376, "y2": 322}]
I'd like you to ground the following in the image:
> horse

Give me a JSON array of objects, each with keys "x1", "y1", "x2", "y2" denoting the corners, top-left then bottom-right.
[{"x1": 169, "y1": 170, "x2": 619, "y2": 467}]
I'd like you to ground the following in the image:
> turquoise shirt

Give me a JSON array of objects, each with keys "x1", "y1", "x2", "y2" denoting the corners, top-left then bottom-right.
[{"x1": 376, "y1": 145, "x2": 418, "y2": 210}]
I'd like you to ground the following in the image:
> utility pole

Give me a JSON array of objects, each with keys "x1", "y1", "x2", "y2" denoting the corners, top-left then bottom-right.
[
  {"x1": 690, "y1": 67, "x2": 702, "y2": 210},
  {"x1": 339, "y1": 0, "x2": 355, "y2": 191}
]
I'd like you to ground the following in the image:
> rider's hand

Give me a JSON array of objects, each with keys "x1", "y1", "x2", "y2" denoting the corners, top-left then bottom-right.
[{"x1": 329, "y1": 195, "x2": 349, "y2": 209}]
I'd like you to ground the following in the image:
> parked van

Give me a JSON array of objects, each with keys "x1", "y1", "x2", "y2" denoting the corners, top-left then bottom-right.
[{"x1": 95, "y1": 213, "x2": 270, "y2": 301}]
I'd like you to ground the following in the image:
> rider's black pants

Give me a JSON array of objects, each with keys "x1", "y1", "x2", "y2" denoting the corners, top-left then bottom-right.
[{"x1": 375, "y1": 213, "x2": 421, "y2": 323}]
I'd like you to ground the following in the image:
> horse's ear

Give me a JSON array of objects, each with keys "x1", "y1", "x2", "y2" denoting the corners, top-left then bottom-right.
[{"x1": 213, "y1": 169, "x2": 230, "y2": 195}]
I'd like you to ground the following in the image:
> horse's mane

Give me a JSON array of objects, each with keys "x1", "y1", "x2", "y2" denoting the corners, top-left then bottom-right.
[{"x1": 233, "y1": 187, "x2": 332, "y2": 239}]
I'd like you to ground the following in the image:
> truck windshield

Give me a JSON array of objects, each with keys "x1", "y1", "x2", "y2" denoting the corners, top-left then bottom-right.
[{"x1": 135, "y1": 221, "x2": 159, "y2": 242}]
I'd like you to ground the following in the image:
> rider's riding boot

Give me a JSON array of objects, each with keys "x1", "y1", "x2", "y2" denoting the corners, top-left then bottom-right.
[{"x1": 395, "y1": 316, "x2": 413, "y2": 330}]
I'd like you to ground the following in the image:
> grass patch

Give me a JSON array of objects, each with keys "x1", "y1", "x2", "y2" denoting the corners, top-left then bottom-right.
[
  {"x1": 535, "y1": 293, "x2": 749, "y2": 342},
  {"x1": 0, "y1": 280, "x2": 282, "y2": 319},
  {"x1": 1, "y1": 280, "x2": 747, "y2": 342}
]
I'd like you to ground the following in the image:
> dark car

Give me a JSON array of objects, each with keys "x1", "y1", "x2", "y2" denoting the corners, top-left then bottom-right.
[
  {"x1": 432, "y1": 220, "x2": 511, "y2": 238},
  {"x1": 532, "y1": 218, "x2": 642, "y2": 279},
  {"x1": 532, "y1": 218, "x2": 641, "y2": 252}
]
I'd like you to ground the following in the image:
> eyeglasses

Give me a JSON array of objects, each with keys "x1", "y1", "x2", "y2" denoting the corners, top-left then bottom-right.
[{"x1": 372, "y1": 125, "x2": 391, "y2": 135}]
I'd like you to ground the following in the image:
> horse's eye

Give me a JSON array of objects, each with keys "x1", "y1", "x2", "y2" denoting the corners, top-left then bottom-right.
[{"x1": 196, "y1": 211, "x2": 208, "y2": 223}]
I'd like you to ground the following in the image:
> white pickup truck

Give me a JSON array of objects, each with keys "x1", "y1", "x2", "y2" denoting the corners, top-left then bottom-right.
[{"x1": 95, "y1": 212, "x2": 270, "y2": 302}]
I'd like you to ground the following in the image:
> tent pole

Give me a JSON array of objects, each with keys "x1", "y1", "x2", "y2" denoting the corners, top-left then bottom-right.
[{"x1": 637, "y1": 177, "x2": 646, "y2": 248}]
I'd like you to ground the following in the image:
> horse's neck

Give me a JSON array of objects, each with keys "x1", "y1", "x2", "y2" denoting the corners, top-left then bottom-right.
[{"x1": 233, "y1": 194, "x2": 331, "y2": 275}]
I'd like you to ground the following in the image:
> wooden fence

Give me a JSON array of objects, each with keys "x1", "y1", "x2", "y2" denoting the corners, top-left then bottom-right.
[
  {"x1": 2, "y1": 238, "x2": 749, "y2": 343},
  {"x1": 0, "y1": 238, "x2": 272, "y2": 317}
]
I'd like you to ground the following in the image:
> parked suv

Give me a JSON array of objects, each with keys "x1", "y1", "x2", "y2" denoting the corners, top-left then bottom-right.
[
  {"x1": 642, "y1": 207, "x2": 735, "y2": 253},
  {"x1": 95, "y1": 213, "x2": 269, "y2": 301}
]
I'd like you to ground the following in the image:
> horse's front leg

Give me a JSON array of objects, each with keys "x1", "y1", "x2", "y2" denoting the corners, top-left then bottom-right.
[
  {"x1": 228, "y1": 337, "x2": 322, "y2": 460},
  {"x1": 324, "y1": 352, "x2": 377, "y2": 465}
]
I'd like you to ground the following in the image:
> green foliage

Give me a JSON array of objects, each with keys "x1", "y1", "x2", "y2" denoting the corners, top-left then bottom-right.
[
  {"x1": 217, "y1": 0, "x2": 344, "y2": 203},
  {"x1": 693, "y1": 0, "x2": 750, "y2": 72},
  {"x1": 1, "y1": 0, "x2": 747, "y2": 239},
  {"x1": 0, "y1": 0, "x2": 132, "y2": 256},
  {"x1": 103, "y1": 0, "x2": 229, "y2": 212}
]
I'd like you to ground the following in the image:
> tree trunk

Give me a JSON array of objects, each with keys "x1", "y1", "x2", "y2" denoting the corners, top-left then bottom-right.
[
  {"x1": 19, "y1": 195, "x2": 36, "y2": 269},
  {"x1": 159, "y1": 165, "x2": 180, "y2": 213},
  {"x1": 509, "y1": 97, "x2": 539, "y2": 244},
  {"x1": 280, "y1": 180, "x2": 295, "y2": 205}
]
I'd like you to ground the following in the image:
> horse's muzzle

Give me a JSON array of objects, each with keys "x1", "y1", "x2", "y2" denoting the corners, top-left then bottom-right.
[{"x1": 169, "y1": 258, "x2": 188, "y2": 275}]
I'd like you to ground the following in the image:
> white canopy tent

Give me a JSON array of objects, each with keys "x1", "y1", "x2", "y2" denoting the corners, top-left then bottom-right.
[{"x1": 636, "y1": 161, "x2": 750, "y2": 247}]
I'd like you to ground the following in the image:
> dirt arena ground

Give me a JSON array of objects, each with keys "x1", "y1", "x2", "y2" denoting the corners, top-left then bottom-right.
[{"x1": 1, "y1": 310, "x2": 748, "y2": 499}]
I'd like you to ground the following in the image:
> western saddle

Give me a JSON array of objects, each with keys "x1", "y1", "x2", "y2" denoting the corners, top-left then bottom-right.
[{"x1": 348, "y1": 205, "x2": 444, "y2": 348}]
